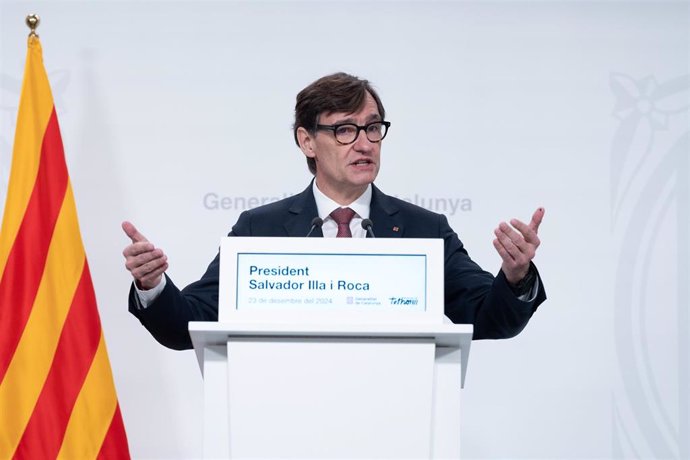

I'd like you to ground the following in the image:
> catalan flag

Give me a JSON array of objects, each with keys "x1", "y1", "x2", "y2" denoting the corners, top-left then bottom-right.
[{"x1": 0, "y1": 34, "x2": 130, "y2": 458}]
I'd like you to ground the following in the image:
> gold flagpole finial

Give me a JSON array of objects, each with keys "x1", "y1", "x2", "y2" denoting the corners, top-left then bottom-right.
[{"x1": 26, "y1": 14, "x2": 40, "y2": 38}]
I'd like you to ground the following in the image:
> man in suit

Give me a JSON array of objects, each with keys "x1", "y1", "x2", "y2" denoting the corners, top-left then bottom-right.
[{"x1": 123, "y1": 72, "x2": 546, "y2": 350}]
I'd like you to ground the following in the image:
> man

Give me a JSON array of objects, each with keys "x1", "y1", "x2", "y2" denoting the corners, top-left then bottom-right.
[{"x1": 123, "y1": 72, "x2": 546, "y2": 350}]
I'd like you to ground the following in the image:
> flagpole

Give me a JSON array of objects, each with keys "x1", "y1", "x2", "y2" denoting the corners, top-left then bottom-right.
[{"x1": 25, "y1": 14, "x2": 40, "y2": 38}]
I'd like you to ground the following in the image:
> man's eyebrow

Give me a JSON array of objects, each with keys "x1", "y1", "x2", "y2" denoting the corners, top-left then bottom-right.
[
  {"x1": 330, "y1": 116, "x2": 356, "y2": 125},
  {"x1": 330, "y1": 113, "x2": 382, "y2": 125}
]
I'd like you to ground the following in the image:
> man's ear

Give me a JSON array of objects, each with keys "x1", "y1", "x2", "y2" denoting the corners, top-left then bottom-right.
[{"x1": 296, "y1": 127, "x2": 316, "y2": 159}]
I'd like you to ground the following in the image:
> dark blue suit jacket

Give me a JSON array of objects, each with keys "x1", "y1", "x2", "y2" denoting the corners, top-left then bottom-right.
[{"x1": 129, "y1": 183, "x2": 546, "y2": 349}]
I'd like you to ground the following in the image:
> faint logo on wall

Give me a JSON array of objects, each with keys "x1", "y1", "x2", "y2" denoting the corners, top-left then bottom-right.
[{"x1": 610, "y1": 73, "x2": 689, "y2": 459}]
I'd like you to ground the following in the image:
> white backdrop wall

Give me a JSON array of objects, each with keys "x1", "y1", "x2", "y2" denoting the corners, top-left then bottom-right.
[{"x1": 1, "y1": 1, "x2": 688, "y2": 458}]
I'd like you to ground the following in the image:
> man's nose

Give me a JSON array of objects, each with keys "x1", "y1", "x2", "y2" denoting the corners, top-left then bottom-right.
[{"x1": 352, "y1": 129, "x2": 374, "y2": 151}]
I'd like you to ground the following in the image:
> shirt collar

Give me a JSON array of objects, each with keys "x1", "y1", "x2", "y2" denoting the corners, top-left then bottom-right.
[{"x1": 312, "y1": 181, "x2": 372, "y2": 220}]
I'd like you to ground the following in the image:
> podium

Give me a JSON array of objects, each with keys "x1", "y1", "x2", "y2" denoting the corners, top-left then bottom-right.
[
  {"x1": 189, "y1": 237, "x2": 473, "y2": 459},
  {"x1": 190, "y1": 321, "x2": 472, "y2": 459}
]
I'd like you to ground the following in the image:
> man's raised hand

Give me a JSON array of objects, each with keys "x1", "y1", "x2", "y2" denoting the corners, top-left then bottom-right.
[
  {"x1": 492, "y1": 207, "x2": 544, "y2": 285},
  {"x1": 122, "y1": 221, "x2": 168, "y2": 290}
]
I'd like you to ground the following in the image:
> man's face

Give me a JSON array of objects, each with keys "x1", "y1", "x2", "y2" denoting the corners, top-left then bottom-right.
[{"x1": 300, "y1": 92, "x2": 382, "y2": 204}]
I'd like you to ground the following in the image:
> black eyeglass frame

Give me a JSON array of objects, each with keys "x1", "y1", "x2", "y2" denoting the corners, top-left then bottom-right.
[{"x1": 315, "y1": 121, "x2": 391, "y2": 145}]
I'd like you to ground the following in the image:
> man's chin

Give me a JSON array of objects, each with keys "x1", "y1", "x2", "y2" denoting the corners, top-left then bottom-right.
[{"x1": 350, "y1": 167, "x2": 378, "y2": 183}]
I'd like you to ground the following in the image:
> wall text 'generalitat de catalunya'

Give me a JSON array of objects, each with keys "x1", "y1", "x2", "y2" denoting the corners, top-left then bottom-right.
[{"x1": 203, "y1": 192, "x2": 472, "y2": 216}]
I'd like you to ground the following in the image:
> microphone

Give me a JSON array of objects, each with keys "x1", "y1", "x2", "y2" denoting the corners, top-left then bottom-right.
[
  {"x1": 361, "y1": 219, "x2": 375, "y2": 238},
  {"x1": 306, "y1": 217, "x2": 323, "y2": 237}
]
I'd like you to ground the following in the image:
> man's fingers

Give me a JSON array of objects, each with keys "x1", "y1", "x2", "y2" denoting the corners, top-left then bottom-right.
[
  {"x1": 121, "y1": 221, "x2": 168, "y2": 289},
  {"x1": 509, "y1": 218, "x2": 540, "y2": 247},
  {"x1": 122, "y1": 221, "x2": 148, "y2": 244},
  {"x1": 495, "y1": 223, "x2": 536, "y2": 261},
  {"x1": 496, "y1": 222, "x2": 528, "y2": 253},
  {"x1": 494, "y1": 224, "x2": 522, "y2": 260},
  {"x1": 494, "y1": 208, "x2": 543, "y2": 285},
  {"x1": 528, "y1": 207, "x2": 545, "y2": 233},
  {"x1": 493, "y1": 237, "x2": 514, "y2": 262},
  {"x1": 136, "y1": 262, "x2": 168, "y2": 291},
  {"x1": 124, "y1": 248, "x2": 165, "y2": 271},
  {"x1": 130, "y1": 255, "x2": 168, "y2": 281},
  {"x1": 122, "y1": 241, "x2": 156, "y2": 259},
  {"x1": 508, "y1": 207, "x2": 544, "y2": 245}
]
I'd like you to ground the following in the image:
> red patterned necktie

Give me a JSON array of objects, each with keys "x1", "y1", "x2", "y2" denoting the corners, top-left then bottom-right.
[{"x1": 330, "y1": 207, "x2": 356, "y2": 237}]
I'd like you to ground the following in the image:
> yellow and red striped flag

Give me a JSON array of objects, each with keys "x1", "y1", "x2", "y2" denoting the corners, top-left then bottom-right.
[{"x1": 0, "y1": 34, "x2": 130, "y2": 458}]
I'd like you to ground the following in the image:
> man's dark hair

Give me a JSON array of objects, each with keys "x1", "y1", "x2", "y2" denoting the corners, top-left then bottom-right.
[{"x1": 293, "y1": 72, "x2": 386, "y2": 174}]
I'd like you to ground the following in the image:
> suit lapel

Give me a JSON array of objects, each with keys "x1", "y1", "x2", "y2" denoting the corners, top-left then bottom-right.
[
  {"x1": 283, "y1": 182, "x2": 401, "y2": 238},
  {"x1": 284, "y1": 182, "x2": 322, "y2": 237},
  {"x1": 369, "y1": 185, "x2": 403, "y2": 238}
]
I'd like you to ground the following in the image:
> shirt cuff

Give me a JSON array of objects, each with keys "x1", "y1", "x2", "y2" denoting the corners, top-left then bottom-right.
[
  {"x1": 134, "y1": 276, "x2": 166, "y2": 309},
  {"x1": 518, "y1": 276, "x2": 540, "y2": 302}
]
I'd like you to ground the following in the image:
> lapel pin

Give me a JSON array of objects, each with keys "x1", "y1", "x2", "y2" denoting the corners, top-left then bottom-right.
[{"x1": 393, "y1": 226, "x2": 399, "y2": 232}]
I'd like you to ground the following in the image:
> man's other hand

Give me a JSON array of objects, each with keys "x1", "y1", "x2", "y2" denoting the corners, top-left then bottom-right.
[
  {"x1": 122, "y1": 221, "x2": 168, "y2": 290},
  {"x1": 493, "y1": 207, "x2": 544, "y2": 285}
]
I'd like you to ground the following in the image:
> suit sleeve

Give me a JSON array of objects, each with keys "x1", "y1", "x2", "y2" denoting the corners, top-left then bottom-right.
[
  {"x1": 127, "y1": 210, "x2": 255, "y2": 350},
  {"x1": 128, "y1": 256, "x2": 220, "y2": 350},
  {"x1": 440, "y1": 215, "x2": 546, "y2": 339}
]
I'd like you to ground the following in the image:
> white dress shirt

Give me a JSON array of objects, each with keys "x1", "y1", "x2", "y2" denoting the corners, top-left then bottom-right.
[{"x1": 312, "y1": 181, "x2": 371, "y2": 238}]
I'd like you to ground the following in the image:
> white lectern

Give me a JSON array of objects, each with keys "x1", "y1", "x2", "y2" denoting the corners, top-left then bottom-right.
[{"x1": 189, "y1": 237, "x2": 473, "y2": 459}]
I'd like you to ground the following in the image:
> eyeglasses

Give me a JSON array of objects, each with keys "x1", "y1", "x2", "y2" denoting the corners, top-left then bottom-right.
[{"x1": 315, "y1": 121, "x2": 391, "y2": 145}]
